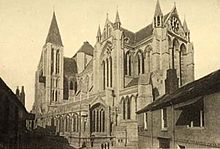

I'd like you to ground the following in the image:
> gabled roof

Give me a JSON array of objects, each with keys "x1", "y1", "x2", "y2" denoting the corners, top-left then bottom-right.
[
  {"x1": 64, "y1": 57, "x2": 77, "y2": 76},
  {"x1": 45, "y1": 12, "x2": 63, "y2": 46},
  {"x1": 137, "y1": 69, "x2": 220, "y2": 114},
  {"x1": 77, "y1": 41, "x2": 94, "y2": 56},
  {"x1": 0, "y1": 77, "x2": 34, "y2": 119}
]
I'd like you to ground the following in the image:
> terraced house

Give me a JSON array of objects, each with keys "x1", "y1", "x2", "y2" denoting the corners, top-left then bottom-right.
[{"x1": 32, "y1": 0, "x2": 194, "y2": 148}]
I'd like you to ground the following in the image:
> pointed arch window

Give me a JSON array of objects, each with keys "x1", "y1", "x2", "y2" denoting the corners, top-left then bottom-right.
[
  {"x1": 56, "y1": 50, "x2": 60, "y2": 74},
  {"x1": 180, "y1": 44, "x2": 187, "y2": 85},
  {"x1": 103, "y1": 61, "x2": 105, "y2": 90},
  {"x1": 106, "y1": 59, "x2": 109, "y2": 87},
  {"x1": 137, "y1": 51, "x2": 144, "y2": 75},
  {"x1": 74, "y1": 81, "x2": 77, "y2": 93},
  {"x1": 55, "y1": 90, "x2": 58, "y2": 101},
  {"x1": 127, "y1": 98, "x2": 131, "y2": 119},
  {"x1": 122, "y1": 99, "x2": 126, "y2": 119},
  {"x1": 90, "y1": 104, "x2": 106, "y2": 133},
  {"x1": 51, "y1": 48, "x2": 54, "y2": 74},
  {"x1": 109, "y1": 57, "x2": 113, "y2": 87},
  {"x1": 125, "y1": 52, "x2": 132, "y2": 76},
  {"x1": 70, "y1": 81, "x2": 73, "y2": 90}
]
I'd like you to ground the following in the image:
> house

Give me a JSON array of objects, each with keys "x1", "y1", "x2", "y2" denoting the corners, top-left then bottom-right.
[{"x1": 137, "y1": 69, "x2": 220, "y2": 148}]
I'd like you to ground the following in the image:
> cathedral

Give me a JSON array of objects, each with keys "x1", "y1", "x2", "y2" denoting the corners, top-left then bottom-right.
[{"x1": 32, "y1": 1, "x2": 194, "y2": 148}]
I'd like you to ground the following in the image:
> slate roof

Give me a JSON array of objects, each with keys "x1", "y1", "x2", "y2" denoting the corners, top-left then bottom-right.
[
  {"x1": 121, "y1": 24, "x2": 153, "y2": 46},
  {"x1": 137, "y1": 69, "x2": 220, "y2": 114},
  {"x1": 78, "y1": 41, "x2": 94, "y2": 56},
  {"x1": 64, "y1": 57, "x2": 77, "y2": 76},
  {"x1": 121, "y1": 12, "x2": 170, "y2": 46},
  {"x1": 135, "y1": 24, "x2": 153, "y2": 43},
  {"x1": 45, "y1": 12, "x2": 63, "y2": 46}
]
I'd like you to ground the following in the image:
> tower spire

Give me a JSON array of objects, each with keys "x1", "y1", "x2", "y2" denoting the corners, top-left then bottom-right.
[
  {"x1": 154, "y1": 0, "x2": 163, "y2": 16},
  {"x1": 96, "y1": 25, "x2": 101, "y2": 42},
  {"x1": 115, "y1": 9, "x2": 121, "y2": 24},
  {"x1": 114, "y1": 9, "x2": 121, "y2": 29},
  {"x1": 153, "y1": 0, "x2": 163, "y2": 28},
  {"x1": 45, "y1": 11, "x2": 63, "y2": 46}
]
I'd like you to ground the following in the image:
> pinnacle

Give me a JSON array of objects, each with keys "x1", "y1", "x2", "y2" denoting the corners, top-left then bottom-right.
[
  {"x1": 154, "y1": 0, "x2": 163, "y2": 16},
  {"x1": 97, "y1": 25, "x2": 101, "y2": 37},
  {"x1": 115, "y1": 10, "x2": 121, "y2": 23},
  {"x1": 183, "y1": 19, "x2": 189, "y2": 32}
]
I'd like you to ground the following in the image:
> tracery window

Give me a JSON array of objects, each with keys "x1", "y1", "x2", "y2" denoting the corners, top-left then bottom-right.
[
  {"x1": 90, "y1": 103, "x2": 105, "y2": 133},
  {"x1": 137, "y1": 51, "x2": 144, "y2": 75},
  {"x1": 56, "y1": 50, "x2": 60, "y2": 74},
  {"x1": 125, "y1": 51, "x2": 132, "y2": 76}
]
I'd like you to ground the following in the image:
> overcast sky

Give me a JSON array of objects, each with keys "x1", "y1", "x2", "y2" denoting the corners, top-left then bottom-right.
[{"x1": 0, "y1": 0, "x2": 219, "y2": 111}]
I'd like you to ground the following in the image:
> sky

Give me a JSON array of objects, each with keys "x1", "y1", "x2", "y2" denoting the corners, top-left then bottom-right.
[{"x1": 0, "y1": 0, "x2": 219, "y2": 111}]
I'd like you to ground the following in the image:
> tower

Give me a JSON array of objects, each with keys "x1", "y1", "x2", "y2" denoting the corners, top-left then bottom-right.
[
  {"x1": 153, "y1": 0, "x2": 163, "y2": 28},
  {"x1": 36, "y1": 11, "x2": 64, "y2": 113}
]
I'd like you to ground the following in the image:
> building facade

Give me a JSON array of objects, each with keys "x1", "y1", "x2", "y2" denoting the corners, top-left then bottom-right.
[
  {"x1": 137, "y1": 69, "x2": 220, "y2": 149},
  {"x1": 32, "y1": 1, "x2": 194, "y2": 148}
]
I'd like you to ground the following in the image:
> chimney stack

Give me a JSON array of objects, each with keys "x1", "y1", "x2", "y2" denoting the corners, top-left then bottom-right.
[{"x1": 19, "y1": 86, "x2": 25, "y2": 107}]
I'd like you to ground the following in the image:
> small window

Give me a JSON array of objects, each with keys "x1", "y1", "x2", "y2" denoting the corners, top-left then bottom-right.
[
  {"x1": 70, "y1": 81, "x2": 73, "y2": 90},
  {"x1": 188, "y1": 110, "x2": 204, "y2": 128},
  {"x1": 144, "y1": 112, "x2": 148, "y2": 130},
  {"x1": 161, "y1": 108, "x2": 168, "y2": 130}
]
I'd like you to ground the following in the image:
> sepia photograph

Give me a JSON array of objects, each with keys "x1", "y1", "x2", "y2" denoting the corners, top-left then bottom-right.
[{"x1": 0, "y1": 0, "x2": 219, "y2": 148}]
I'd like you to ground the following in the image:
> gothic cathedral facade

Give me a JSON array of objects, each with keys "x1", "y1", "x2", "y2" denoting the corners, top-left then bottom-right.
[{"x1": 33, "y1": 1, "x2": 194, "y2": 148}]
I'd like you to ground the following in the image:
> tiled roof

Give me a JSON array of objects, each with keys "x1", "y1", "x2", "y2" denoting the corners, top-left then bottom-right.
[
  {"x1": 64, "y1": 57, "x2": 77, "y2": 76},
  {"x1": 126, "y1": 77, "x2": 139, "y2": 88},
  {"x1": 78, "y1": 41, "x2": 94, "y2": 56},
  {"x1": 137, "y1": 69, "x2": 220, "y2": 114},
  {"x1": 46, "y1": 12, "x2": 63, "y2": 46}
]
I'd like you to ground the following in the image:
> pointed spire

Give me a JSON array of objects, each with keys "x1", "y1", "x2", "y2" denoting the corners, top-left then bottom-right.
[
  {"x1": 46, "y1": 11, "x2": 63, "y2": 46},
  {"x1": 97, "y1": 25, "x2": 101, "y2": 37},
  {"x1": 115, "y1": 10, "x2": 121, "y2": 23},
  {"x1": 171, "y1": 1, "x2": 178, "y2": 14},
  {"x1": 154, "y1": 0, "x2": 163, "y2": 16},
  {"x1": 96, "y1": 25, "x2": 101, "y2": 42},
  {"x1": 183, "y1": 18, "x2": 189, "y2": 32}
]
